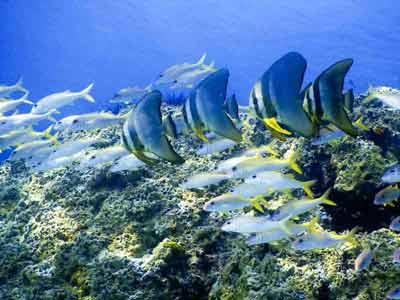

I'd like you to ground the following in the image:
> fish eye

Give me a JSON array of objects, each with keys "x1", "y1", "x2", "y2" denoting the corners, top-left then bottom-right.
[
  {"x1": 252, "y1": 175, "x2": 257, "y2": 178},
  {"x1": 173, "y1": 80, "x2": 178, "y2": 84},
  {"x1": 390, "y1": 169, "x2": 395, "y2": 173},
  {"x1": 261, "y1": 152, "x2": 267, "y2": 158},
  {"x1": 210, "y1": 202, "x2": 215, "y2": 206},
  {"x1": 229, "y1": 189, "x2": 234, "y2": 193},
  {"x1": 57, "y1": 121, "x2": 62, "y2": 124},
  {"x1": 232, "y1": 166, "x2": 237, "y2": 171},
  {"x1": 298, "y1": 238, "x2": 304, "y2": 243},
  {"x1": 90, "y1": 155, "x2": 96, "y2": 160},
  {"x1": 52, "y1": 150, "x2": 56, "y2": 153},
  {"x1": 226, "y1": 221, "x2": 231, "y2": 225},
  {"x1": 1, "y1": 121, "x2": 6, "y2": 125},
  {"x1": 28, "y1": 156, "x2": 33, "y2": 159},
  {"x1": 72, "y1": 119, "x2": 79, "y2": 124},
  {"x1": 33, "y1": 104, "x2": 38, "y2": 107},
  {"x1": 159, "y1": 74, "x2": 163, "y2": 78}
]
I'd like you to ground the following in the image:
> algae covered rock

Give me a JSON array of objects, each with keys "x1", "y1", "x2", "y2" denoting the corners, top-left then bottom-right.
[{"x1": 1, "y1": 90, "x2": 400, "y2": 300}]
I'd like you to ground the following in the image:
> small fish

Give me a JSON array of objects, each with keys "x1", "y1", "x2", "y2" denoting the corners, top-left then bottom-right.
[
  {"x1": 244, "y1": 171, "x2": 316, "y2": 197},
  {"x1": 0, "y1": 78, "x2": 27, "y2": 98},
  {"x1": 77, "y1": 145, "x2": 129, "y2": 170},
  {"x1": 364, "y1": 86, "x2": 400, "y2": 110},
  {"x1": 374, "y1": 185, "x2": 400, "y2": 205},
  {"x1": 109, "y1": 154, "x2": 146, "y2": 173},
  {"x1": 392, "y1": 248, "x2": 400, "y2": 263},
  {"x1": 390, "y1": 216, "x2": 400, "y2": 231},
  {"x1": 31, "y1": 152, "x2": 83, "y2": 172},
  {"x1": 246, "y1": 216, "x2": 320, "y2": 245},
  {"x1": 242, "y1": 144, "x2": 279, "y2": 158},
  {"x1": 196, "y1": 138, "x2": 238, "y2": 156},
  {"x1": 354, "y1": 244, "x2": 379, "y2": 271},
  {"x1": 171, "y1": 63, "x2": 217, "y2": 89},
  {"x1": 9, "y1": 140, "x2": 56, "y2": 161},
  {"x1": 0, "y1": 93, "x2": 34, "y2": 115},
  {"x1": 53, "y1": 112, "x2": 125, "y2": 132},
  {"x1": 271, "y1": 188, "x2": 335, "y2": 221},
  {"x1": 386, "y1": 286, "x2": 400, "y2": 299},
  {"x1": 382, "y1": 165, "x2": 400, "y2": 184},
  {"x1": 32, "y1": 83, "x2": 95, "y2": 114},
  {"x1": 0, "y1": 111, "x2": 56, "y2": 135},
  {"x1": 181, "y1": 172, "x2": 230, "y2": 189},
  {"x1": 203, "y1": 194, "x2": 268, "y2": 213},
  {"x1": 227, "y1": 149, "x2": 302, "y2": 178},
  {"x1": 0, "y1": 126, "x2": 55, "y2": 151},
  {"x1": 48, "y1": 137, "x2": 102, "y2": 160},
  {"x1": 311, "y1": 127, "x2": 346, "y2": 145},
  {"x1": 221, "y1": 215, "x2": 292, "y2": 234},
  {"x1": 110, "y1": 84, "x2": 152, "y2": 104},
  {"x1": 155, "y1": 54, "x2": 210, "y2": 86},
  {"x1": 292, "y1": 228, "x2": 358, "y2": 250}
]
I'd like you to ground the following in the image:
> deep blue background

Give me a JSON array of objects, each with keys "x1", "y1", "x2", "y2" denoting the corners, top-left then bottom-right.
[{"x1": 1, "y1": 0, "x2": 400, "y2": 115}]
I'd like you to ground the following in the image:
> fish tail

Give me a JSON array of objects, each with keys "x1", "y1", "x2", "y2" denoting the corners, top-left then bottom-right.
[
  {"x1": 363, "y1": 93, "x2": 376, "y2": 104},
  {"x1": 344, "y1": 227, "x2": 359, "y2": 247},
  {"x1": 250, "y1": 195, "x2": 269, "y2": 213},
  {"x1": 263, "y1": 117, "x2": 292, "y2": 136},
  {"x1": 42, "y1": 126, "x2": 60, "y2": 145},
  {"x1": 317, "y1": 188, "x2": 336, "y2": 206},
  {"x1": 15, "y1": 77, "x2": 28, "y2": 93},
  {"x1": 81, "y1": 83, "x2": 95, "y2": 103},
  {"x1": 279, "y1": 215, "x2": 294, "y2": 235},
  {"x1": 263, "y1": 141, "x2": 279, "y2": 157},
  {"x1": 305, "y1": 215, "x2": 320, "y2": 233},
  {"x1": 302, "y1": 180, "x2": 316, "y2": 198},
  {"x1": 286, "y1": 149, "x2": 302, "y2": 174},
  {"x1": 196, "y1": 53, "x2": 207, "y2": 65},
  {"x1": 354, "y1": 116, "x2": 369, "y2": 131},
  {"x1": 45, "y1": 110, "x2": 58, "y2": 123}
]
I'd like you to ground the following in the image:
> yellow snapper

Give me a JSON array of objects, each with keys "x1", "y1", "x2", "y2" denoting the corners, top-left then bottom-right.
[
  {"x1": 354, "y1": 244, "x2": 380, "y2": 272},
  {"x1": 292, "y1": 228, "x2": 358, "y2": 250},
  {"x1": 221, "y1": 215, "x2": 292, "y2": 234},
  {"x1": 180, "y1": 172, "x2": 230, "y2": 189},
  {"x1": 203, "y1": 194, "x2": 268, "y2": 213},
  {"x1": 246, "y1": 216, "x2": 320, "y2": 245},
  {"x1": 243, "y1": 171, "x2": 316, "y2": 197},
  {"x1": 271, "y1": 188, "x2": 335, "y2": 220}
]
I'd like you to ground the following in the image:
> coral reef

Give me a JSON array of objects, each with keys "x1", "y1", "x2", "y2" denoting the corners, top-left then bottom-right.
[{"x1": 1, "y1": 91, "x2": 400, "y2": 300}]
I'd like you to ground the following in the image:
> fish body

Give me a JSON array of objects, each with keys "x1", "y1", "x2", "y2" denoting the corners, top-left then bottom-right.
[
  {"x1": 230, "y1": 182, "x2": 272, "y2": 198},
  {"x1": 268, "y1": 52, "x2": 314, "y2": 137},
  {"x1": 292, "y1": 228, "x2": 357, "y2": 250},
  {"x1": 311, "y1": 127, "x2": 346, "y2": 145},
  {"x1": 392, "y1": 248, "x2": 400, "y2": 263},
  {"x1": 354, "y1": 245, "x2": 379, "y2": 271},
  {"x1": 31, "y1": 153, "x2": 82, "y2": 172},
  {"x1": 196, "y1": 138, "x2": 237, "y2": 156},
  {"x1": 382, "y1": 165, "x2": 400, "y2": 184},
  {"x1": 48, "y1": 137, "x2": 100, "y2": 160},
  {"x1": 386, "y1": 286, "x2": 400, "y2": 299},
  {"x1": 32, "y1": 83, "x2": 95, "y2": 114},
  {"x1": 181, "y1": 172, "x2": 229, "y2": 189},
  {"x1": 123, "y1": 90, "x2": 184, "y2": 164},
  {"x1": 374, "y1": 186, "x2": 400, "y2": 205},
  {"x1": 0, "y1": 94, "x2": 34, "y2": 115},
  {"x1": 390, "y1": 216, "x2": 400, "y2": 231},
  {"x1": 313, "y1": 59, "x2": 358, "y2": 136},
  {"x1": 0, "y1": 111, "x2": 56, "y2": 135},
  {"x1": 110, "y1": 85, "x2": 152, "y2": 104},
  {"x1": 77, "y1": 145, "x2": 128, "y2": 170},
  {"x1": 0, "y1": 78, "x2": 27, "y2": 98},
  {"x1": 194, "y1": 69, "x2": 242, "y2": 142},
  {"x1": 203, "y1": 193, "x2": 252, "y2": 212},
  {"x1": 171, "y1": 64, "x2": 217, "y2": 89},
  {"x1": 53, "y1": 112, "x2": 125, "y2": 132},
  {"x1": 365, "y1": 86, "x2": 400, "y2": 110},
  {"x1": 10, "y1": 140, "x2": 55, "y2": 161},
  {"x1": 155, "y1": 54, "x2": 209, "y2": 86},
  {"x1": 271, "y1": 189, "x2": 335, "y2": 220},
  {"x1": 0, "y1": 127, "x2": 54, "y2": 150},
  {"x1": 109, "y1": 154, "x2": 146, "y2": 173},
  {"x1": 221, "y1": 215, "x2": 291, "y2": 234}
]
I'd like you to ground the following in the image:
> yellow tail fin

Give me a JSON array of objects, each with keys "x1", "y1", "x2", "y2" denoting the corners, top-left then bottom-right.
[
  {"x1": 286, "y1": 149, "x2": 302, "y2": 174},
  {"x1": 250, "y1": 195, "x2": 269, "y2": 213},
  {"x1": 317, "y1": 188, "x2": 336, "y2": 206},
  {"x1": 354, "y1": 116, "x2": 369, "y2": 131},
  {"x1": 263, "y1": 117, "x2": 292, "y2": 135},
  {"x1": 302, "y1": 180, "x2": 316, "y2": 198},
  {"x1": 363, "y1": 93, "x2": 376, "y2": 104},
  {"x1": 344, "y1": 227, "x2": 359, "y2": 247},
  {"x1": 42, "y1": 126, "x2": 60, "y2": 145},
  {"x1": 304, "y1": 215, "x2": 320, "y2": 233}
]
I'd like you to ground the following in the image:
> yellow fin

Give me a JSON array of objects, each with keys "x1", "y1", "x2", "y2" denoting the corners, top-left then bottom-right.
[
  {"x1": 305, "y1": 216, "x2": 320, "y2": 233},
  {"x1": 354, "y1": 116, "x2": 369, "y2": 131},
  {"x1": 194, "y1": 128, "x2": 209, "y2": 143},
  {"x1": 344, "y1": 227, "x2": 359, "y2": 247},
  {"x1": 363, "y1": 93, "x2": 376, "y2": 104},
  {"x1": 286, "y1": 149, "x2": 302, "y2": 174},
  {"x1": 250, "y1": 195, "x2": 269, "y2": 213},
  {"x1": 302, "y1": 180, "x2": 316, "y2": 198},
  {"x1": 316, "y1": 188, "x2": 336, "y2": 206},
  {"x1": 263, "y1": 117, "x2": 292, "y2": 135}
]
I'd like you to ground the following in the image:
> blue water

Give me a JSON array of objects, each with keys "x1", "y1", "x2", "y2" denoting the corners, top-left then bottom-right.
[{"x1": 1, "y1": 0, "x2": 400, "y2": 113}]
